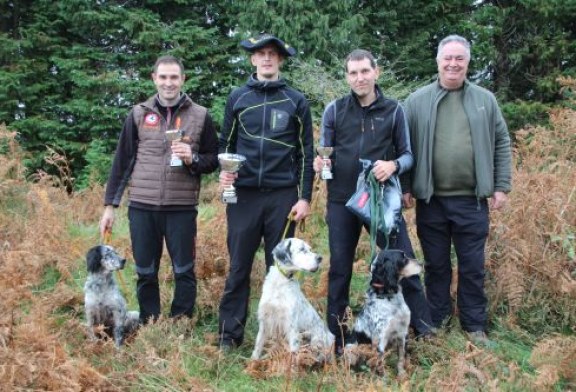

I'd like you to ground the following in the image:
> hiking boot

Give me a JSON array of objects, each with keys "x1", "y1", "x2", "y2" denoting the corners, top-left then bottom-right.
[
  {"x1": 467, "y1": 331, "x2": 494, "y2": 347},
  {"x1": 416, "y1": 329, "x2": 437, "y2": 342},
  {"x1": 218, "y1": 340, "x2": 238, "y2": 353}
]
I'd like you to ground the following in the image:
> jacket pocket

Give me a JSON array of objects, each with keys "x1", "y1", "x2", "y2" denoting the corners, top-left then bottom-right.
[{"x1": 270, "y1": 108, "x2": 290, "y2": 133}]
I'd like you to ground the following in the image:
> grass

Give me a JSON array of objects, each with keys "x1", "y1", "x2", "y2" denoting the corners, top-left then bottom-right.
[{"x1": 1, "y1": 111, "x2": 576, "y2": 390}]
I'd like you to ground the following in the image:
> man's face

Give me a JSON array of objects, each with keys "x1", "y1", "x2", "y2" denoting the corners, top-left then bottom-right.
[
  {"x1": 345, "y1": 58, "x2": 379, "y2": 99},
  {"x1": 152, "y1": 62, "x2": 185, "y2": 104},
  {"x1": 251, "y1": 44, "x2": 284, "y2": 81},
  {"x1": 437, "y1": 41, "x2": 469, "y2": 90}
]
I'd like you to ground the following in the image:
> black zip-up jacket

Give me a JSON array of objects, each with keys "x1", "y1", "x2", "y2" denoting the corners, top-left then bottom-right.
[
  {"x1": 320, "y1": 86, "x2": 413, "y2": 203},
  {"x1": 219, "y1": 74, "x2": 314, "y2": 201}
]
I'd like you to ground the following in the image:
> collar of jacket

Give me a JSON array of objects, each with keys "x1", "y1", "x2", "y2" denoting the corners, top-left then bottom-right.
[
  {"x1": 247, "y1": 73, "x2": 287, "y2": 91},
  {"x1": 349, "y1": 84, "x2": 387, "y2": 110},
  {"x1": 153, "y1": 92, "x2": 189, "y2": 111},
  {"x1": 434, "y1": 78, "x2": 471, "y2": 93}
]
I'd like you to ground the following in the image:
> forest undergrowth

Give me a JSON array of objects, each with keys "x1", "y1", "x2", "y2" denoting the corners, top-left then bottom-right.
[{"x1": 1, "y1": 100, "x2": 575, "y2": 390}]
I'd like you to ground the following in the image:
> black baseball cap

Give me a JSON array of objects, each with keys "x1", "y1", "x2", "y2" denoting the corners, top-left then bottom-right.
[{"x1": 240, "y1": 34, "x2": 297, "y2": 57}]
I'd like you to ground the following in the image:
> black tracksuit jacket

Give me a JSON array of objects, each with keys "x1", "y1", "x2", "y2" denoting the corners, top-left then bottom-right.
[{"x1": 219, "y1": 74, "x2": 314, "y2": 201}]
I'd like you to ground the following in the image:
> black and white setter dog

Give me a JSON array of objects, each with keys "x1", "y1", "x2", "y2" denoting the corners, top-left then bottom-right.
[
  {"x1": 350, "y1": 249, "x2": 422, "y2": 376},
  {"x1": 251, "y1": 238, "x2": 335, "y2": 361},
  {"x1": 84, "y1": 245, "x2": 139, "y2": 347}
]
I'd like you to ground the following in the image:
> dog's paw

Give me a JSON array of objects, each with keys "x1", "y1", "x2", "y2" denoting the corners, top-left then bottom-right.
[
  {"x1": 397, "y1": 367, "x2": 407, "y2": 380},
  {"x1": 341, "y1": 344, "x2": 361, "y2": 366}
]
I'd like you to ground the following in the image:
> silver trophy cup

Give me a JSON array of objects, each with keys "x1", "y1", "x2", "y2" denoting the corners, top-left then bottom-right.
[
  {"x1": 166, "y1": 129, "x2": 183, "y2": 166},
  {"x1": 317, "y1": 146, "x2": 334, "y2": 180},
  {"x1": 218, "y1": 153, "x2": 247, "y2": 204}
]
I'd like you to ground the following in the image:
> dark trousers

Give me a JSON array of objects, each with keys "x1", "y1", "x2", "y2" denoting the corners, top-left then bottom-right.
[
  {"x1": 128, "y1": 207, "x2": 198, "y2": 324},
  {"x1": 218, "y1": 187, "x2": 297, "y2": 346},
  {"x1": 416, "y1": 196, "x2": 489, "y2": 332},
  {"x1": 326, "y1": 202, "x2": 433, "y2": 347}
]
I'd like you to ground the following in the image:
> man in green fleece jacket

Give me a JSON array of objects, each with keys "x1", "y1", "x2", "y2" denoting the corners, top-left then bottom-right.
[{"x1": 403, "y1": 34, "x2": 512, "y2": 346}]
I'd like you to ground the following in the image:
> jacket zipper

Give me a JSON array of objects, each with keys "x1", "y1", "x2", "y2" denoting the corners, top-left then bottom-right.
[
  {"x1": 359, "y1": 111, "x2": 366, "y2": 162},
  {"x1": 161, "y1": 105, "x2": 182, "y2": 205},
  {"x1": 258, "y1": 91, "x2": 267, "y2": 187}
]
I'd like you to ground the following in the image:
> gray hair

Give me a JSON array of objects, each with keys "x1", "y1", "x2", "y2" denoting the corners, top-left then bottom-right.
[{"x1": 436, "y1": 35, "x2": 471, "y2": 60}]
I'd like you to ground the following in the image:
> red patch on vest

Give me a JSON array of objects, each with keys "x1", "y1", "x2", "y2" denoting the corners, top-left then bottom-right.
[{"x1": 144, "y1": 113, "x2": 160, "y2": 127}]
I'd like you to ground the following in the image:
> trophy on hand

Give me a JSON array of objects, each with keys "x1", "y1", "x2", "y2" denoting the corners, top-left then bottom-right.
[
  {"x1": 166, "y1": 124, "x2": 184, "y2": 167},
  {"x1": 218, "y1": 153, "x2": 247, "y2": 204},
  {"x1": 317, "y1": 146, "x2": 334, "y2": 180}
]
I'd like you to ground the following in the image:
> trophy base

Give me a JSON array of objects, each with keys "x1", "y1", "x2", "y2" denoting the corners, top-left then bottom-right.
[
  {"x1": 170, "y1": 156, "x2": 183, "y2": 167},
  {"x1": 221, "y1": 193, "x2": 238, "y2": 204}
]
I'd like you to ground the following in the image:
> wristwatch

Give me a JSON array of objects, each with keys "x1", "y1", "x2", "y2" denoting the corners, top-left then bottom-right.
[
  {"x1": 185, "y1": 153, "x2": 199, "y2": 166},
  {"x1": 393, "y1": 160, "x2": 400, "y2": 174}
]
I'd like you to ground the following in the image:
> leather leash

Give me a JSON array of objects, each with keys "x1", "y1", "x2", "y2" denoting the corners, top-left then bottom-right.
[{"x1": 102, "y1": 229, "x2": 129, "y2": 297}]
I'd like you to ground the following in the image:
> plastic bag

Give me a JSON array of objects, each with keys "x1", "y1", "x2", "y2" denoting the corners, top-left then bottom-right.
[{"x1": 345, "y1": 159, "x2": 402, "y2": 236}]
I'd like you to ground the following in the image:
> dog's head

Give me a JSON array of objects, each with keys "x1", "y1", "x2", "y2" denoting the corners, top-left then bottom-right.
[
  {"x1": 272, "y1": 238, "x2": 322, "y2": 273},
  {"x1": 86, "y1": 245, "x2": 126, "y2": 274},
  {"x1": 369, "y1": 249, "x2": 422, "y2": 297}
]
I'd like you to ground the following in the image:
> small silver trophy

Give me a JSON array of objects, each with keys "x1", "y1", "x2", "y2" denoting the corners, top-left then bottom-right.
[
  {"x1": 317, "y1": 146, "x2": 334, "y2": 180},
  {"x1": 218, "y1": 153, "x2": 247, "y2": 204},
  {"x1": 166, "y1": 129, "x2": 183, "y2": 166}
]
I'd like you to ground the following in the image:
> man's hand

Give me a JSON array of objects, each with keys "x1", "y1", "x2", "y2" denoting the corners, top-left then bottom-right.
[
  {"x1": 313, "y1": 155, "x2": 328, "y2": 173},
  {"x1": 219, "y1": 171, "x2": 238, "y2": 190},
  {"x1": 372, "y1": 160, "x2": 397, "y2": 182},
  {"x1": 171, "y1": 141, "x2": 193, "y2": 165},
  {"x1": 99, "y1": 205, "x2": 115, "y2": 238},
  {"x1": 290, "y1": 199, "x2": 311, "y2": 221},
  {"x1": 489, "y1": 191, "x2": 508, "y2": 210},
  {"x1": 402, "y1": 193, "x2": 415, "y2": 209}
]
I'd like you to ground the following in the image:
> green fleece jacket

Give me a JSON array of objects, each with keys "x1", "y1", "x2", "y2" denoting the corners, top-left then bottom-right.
[{"x1": 403, "y1": 80, "x2": 512, "y2": 202}]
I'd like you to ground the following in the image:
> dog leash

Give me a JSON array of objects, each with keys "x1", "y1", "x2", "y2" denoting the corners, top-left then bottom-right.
[
  {"x1": 102, "y1": 229, "x2": 130, "y2": 297},
  {"x1": 278, "y1": 213, "x2": 304, "y2": 281},
  {"x1": 367, "y1": 171, "x2": 391, "y2": 262},
  {"x1": 281, "y1": 211, "x2": 296, "y2": 240}
]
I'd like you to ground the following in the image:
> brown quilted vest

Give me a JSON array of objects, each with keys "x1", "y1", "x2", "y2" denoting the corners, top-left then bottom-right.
[{"x1": 129, "y1": 95, "x2": 206, "y2": 206}]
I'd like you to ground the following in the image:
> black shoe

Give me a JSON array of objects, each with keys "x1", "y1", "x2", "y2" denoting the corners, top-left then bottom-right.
[
  {"x1": 466, "y1": 330, "x2": 495, "y2": 348},
  {"x1": 416, "y1": 327, "x2": 438, "y2": 342},
  {"x1": 218, "y1": 340, "x2": 237, "y2": 353}
]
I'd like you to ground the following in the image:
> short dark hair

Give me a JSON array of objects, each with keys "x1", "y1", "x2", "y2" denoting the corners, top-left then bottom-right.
[
  {"x1": 153, "y1": 55, "x2": 185, "y2": 74},
  {"x1": 344, "y1": 49, "x2": 377, "y2": 72}
]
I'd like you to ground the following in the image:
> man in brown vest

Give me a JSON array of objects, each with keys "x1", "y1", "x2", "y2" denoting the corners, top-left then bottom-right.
[{"x1": 99, "y1": 55, "x2": 218, "y2": 324}]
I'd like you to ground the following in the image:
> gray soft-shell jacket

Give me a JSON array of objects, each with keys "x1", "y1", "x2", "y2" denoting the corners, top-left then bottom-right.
[{"x1": 403, "y1": 80, "x2": 512, "y2": 202}]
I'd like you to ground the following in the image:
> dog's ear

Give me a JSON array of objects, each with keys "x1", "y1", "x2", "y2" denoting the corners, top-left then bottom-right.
[
  {"x1": 401, "y1": 258, "x2": 422, "y2": 278},
  {"x1": 272, "y1": 239, "x2": 292, "y2": 267},
  {"x1": 86, "y1": 246, "x2": 103, "y2": 273}
]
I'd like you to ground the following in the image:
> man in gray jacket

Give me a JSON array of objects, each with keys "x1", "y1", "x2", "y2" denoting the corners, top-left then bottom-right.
[{"x1": 403, "y1": 35, "x2": 512, "y2": 345}]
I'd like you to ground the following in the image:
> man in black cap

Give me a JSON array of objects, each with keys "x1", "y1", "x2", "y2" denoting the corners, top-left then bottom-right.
[{"x1": 217, "y1": 34, "x2": 314, "y2": 351}]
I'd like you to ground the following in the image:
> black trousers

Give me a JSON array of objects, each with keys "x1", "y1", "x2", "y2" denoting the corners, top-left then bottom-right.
[
  {"x1": 416, "y1": 196, "x2": 489, "y2": 332},
  {"x1": 326, "y1": 202, "x2": 433, "y2": 347},
  {"x1": 218, "y1": 187, "x2": 297, "y2": 346},
  {"x1": 128, "y1": 207, "x2": 198, "y2": 324}
]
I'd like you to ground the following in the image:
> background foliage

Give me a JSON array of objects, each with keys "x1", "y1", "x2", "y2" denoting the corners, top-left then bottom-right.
[{"x1": 1, "y1": 0, "x2": 575, "y2": 189}]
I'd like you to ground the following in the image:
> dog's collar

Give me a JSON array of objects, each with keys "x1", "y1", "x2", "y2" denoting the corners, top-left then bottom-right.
[
  {"x1": 369, "y1": 286, "x2": 396, "y2": 300},
  {"x1": 275, "y1": 261, "x2": 302, "y2": 281}
]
